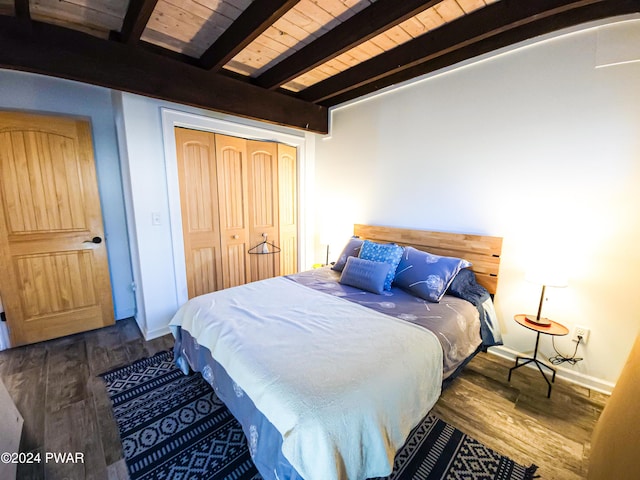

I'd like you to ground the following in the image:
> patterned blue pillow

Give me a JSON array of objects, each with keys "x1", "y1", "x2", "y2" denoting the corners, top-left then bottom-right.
[
  {"x1": 331, "y1": 237, "x2": 364, "y2": 272},
  {"x1": 394, "y1": 246, "x2": 472, "y2": 302},
  {"x1": 358, "y1": 240, "x2": 404, "y2": 291},
  {"x1": 339, "y1": 256, "x2": 391, "y2": 294}
]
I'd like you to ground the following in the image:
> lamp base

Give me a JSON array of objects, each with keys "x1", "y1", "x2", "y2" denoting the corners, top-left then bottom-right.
[{"x1": 525, "y1": 315, "x2": 551, "y2": 327}]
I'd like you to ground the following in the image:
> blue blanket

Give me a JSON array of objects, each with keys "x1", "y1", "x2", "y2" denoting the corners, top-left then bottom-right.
[{"x1": 446, "y1": 268, "x2": 503, "y2": 348}]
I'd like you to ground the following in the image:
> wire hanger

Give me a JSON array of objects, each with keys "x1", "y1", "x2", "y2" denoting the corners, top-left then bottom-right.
[{"x1": 248, "y1": 233, "x2": 281, "y2": 255}]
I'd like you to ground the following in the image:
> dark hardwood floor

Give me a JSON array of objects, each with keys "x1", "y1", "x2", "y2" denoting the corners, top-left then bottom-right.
[
  {"x1": 0, "y1": 318, "x2": 606, "y2": 480},
  {"x1": 432, "y1": 352, "x2": 607, "y2": 480},
  {"x1": 0, "y1": 318, "x2": 173, "y2": 480}
]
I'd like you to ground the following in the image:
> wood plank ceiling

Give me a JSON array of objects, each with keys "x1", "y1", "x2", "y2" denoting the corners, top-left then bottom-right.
[{"x1": 0, "y1": 0, "x2": 638, "y2": 133}]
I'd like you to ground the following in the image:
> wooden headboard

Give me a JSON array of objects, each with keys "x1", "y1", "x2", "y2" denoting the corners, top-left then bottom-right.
[{"x1": 353, "y1": 224, "x2": 503, "y2": 295}]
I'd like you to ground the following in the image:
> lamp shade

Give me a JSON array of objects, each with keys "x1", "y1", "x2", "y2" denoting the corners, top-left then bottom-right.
[
  {"x1": 525, "y1": 262, "x2": 568, "y2": 288},
  {"x1": 318, "y1": 232, "x2": 331, "y2": 246},
  {"x1": 523, "y1": 253, "x2": 569, "y2": 326}
]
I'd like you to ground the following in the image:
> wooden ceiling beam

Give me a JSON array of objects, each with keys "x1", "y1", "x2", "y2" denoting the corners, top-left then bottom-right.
[
  {"x1": 111, "y1": 0, "x2": 159, "y2": 44},
  {"x1": 14, "y1": 0, "x2": 30, "y2": 20},
  {"x1": 300, "y1": 0, "x2": 638, "y2": 105},
  {"x1": 254, "y1": 0, "x2": 442, "y2": 90},
  {"x1": 199, "y1": 0, "x2": 301, "y2": 71},
  {"x1": 0, "y1": 16, "x2": 328, "y2": 133}
]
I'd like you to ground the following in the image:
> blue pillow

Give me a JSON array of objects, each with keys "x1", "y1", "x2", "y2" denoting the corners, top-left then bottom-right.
[
  {"x1": 358, "y1": 240, "x2": 404, "y2": 291},
  {"x1": 394, "y1": 246, "x2": 471, "y2": 302},
  {"x1": 331, "y1": 237, "x2": 364, "y2": 272},
  {"x1": 339, "y1": 256, "x2": 391, "y2": 294}
]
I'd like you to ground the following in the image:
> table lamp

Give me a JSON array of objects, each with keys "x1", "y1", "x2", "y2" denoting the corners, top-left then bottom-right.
[{"x1": 525, "y1": 266, "x2": 568, "y2": 327}]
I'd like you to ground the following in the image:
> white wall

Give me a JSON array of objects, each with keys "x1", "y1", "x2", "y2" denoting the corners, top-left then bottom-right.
[
  {"x1": 0, "y1": 69, "x2": 135, "y2": 320},
  {"x1": 315, "y1": 19, "x2": 640, "y2": 390},
  {"x1": 114, "y1": 92, "x2": 316, "y2": 340}
]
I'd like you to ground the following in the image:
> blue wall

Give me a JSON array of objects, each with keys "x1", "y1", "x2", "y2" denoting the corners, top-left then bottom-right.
[{"x1": 0, "y1": 69, "x2": 135, "y2": 319}]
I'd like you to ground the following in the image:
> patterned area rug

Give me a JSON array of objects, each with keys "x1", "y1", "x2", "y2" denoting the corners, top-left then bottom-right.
[{"x1": 101, "y1": 351, "x2": 538, "y2": 480}]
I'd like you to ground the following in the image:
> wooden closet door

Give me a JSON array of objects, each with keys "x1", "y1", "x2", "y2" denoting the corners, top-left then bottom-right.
[
  {"x1": 215, "y1": 134, "x2": 251, "y2": 288},
  {"x1": 247, "y1": 140, "x2": 279, "y2": 282},
  {"x1": 0, "y1": 111, "x2": 114, "y2": 346},
  {"x1": 175, "y1": 128, "x2": 223, "y2": 298},
  {"x1": 278, "y1": 144, "x2": 298, "y2": 275}
]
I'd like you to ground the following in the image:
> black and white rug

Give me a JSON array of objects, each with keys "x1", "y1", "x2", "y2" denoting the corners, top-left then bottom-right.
[{"x1": 101, "y1": 351, "x2": 537, "y2": 480}]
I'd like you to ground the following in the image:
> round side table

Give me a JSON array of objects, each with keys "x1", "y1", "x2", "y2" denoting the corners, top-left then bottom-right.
[{"x1": 508, "y1": 314, "x2": 569, "y2": 398}]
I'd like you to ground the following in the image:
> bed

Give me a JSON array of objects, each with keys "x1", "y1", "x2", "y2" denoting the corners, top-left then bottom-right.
[{"x1": 169, "y1": 224, "x2": 503, "y2": 480}]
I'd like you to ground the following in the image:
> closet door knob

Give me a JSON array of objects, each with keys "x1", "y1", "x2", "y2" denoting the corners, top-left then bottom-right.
[{"x1": 233, "y1": 235, "x2": 239, "y2": 239}]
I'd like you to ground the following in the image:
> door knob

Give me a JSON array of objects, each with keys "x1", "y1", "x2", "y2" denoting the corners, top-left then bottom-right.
[
  {"x1": 84, "y1": 236, "x2": 102, "y2": 244},
  {"x1": 233, "y1": 235, "x2": 239, "y2": 239}
]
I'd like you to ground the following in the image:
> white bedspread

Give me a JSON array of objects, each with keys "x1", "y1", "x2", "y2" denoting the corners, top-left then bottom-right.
[{"x1": 169, "y1": 276, "x2": 443, "y2": 480}]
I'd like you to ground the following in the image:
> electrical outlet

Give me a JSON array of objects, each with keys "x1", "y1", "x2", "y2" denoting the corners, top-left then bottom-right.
[{"x1": 572, "y1": 325, "x2": 590, "y2": 345}]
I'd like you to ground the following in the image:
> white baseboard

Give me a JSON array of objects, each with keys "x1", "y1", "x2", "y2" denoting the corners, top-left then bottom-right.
[{"x1": 488, "y1": 346, "x2": 615, "y2": 395}]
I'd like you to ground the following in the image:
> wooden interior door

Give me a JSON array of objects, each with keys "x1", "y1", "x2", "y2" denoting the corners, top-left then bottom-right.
[
  {"x1": 247, "y1": 140, "x2": 279, "y2": 282},
  {"x1": 175, "y1": 127, "x2": 223, "y2": 298},
  {"x1": 215, "y1": 134, "x2": 251, "y2": 289},
  {"x1": 0, "y1": 111, "x2": 114, "y2": 346},
  {"x1": 278, "y1": 143, "x2": 298, "y2": 275}
]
